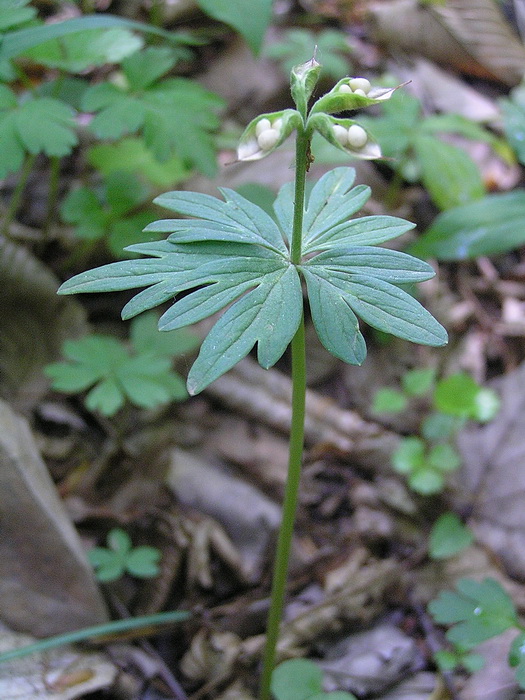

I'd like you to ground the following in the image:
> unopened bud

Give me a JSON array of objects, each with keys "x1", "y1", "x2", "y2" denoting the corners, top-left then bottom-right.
[
  {"x1": 256, "y1": 119, "x2": 272, "y2": 137},
  {"x1": 257, "y1": 128, "x2": 280, "y2": 151},
  {"x1": 332, "y1": 124, "x2": 348, "y2": 146},
  {"x1": 349, "y1": 77, "x2": 371, "y2": 94},
  {"x1": 339, "y1": 83, "x2": 352, "y2": 93},
  {"x1": 347, "y1": 124, "x2": 368, "y2": 149}
]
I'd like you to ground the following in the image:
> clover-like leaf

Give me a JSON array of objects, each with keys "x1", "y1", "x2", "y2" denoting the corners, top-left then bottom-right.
[
  {"x1": 88, "y1": 527, "x2": 161, "y2": 582},
  {"x1": 45, "y1": 314, "x2": 191, "y2": 415},
  {"x1": 429, "y1": 578, "x2": 519, "y2": 649},
  {"x1": 60, "y1": 172, "x2": 161, "y2": 256},
  {"x1": 82, "y1": 47, "x2": 224, "y2": 176}
]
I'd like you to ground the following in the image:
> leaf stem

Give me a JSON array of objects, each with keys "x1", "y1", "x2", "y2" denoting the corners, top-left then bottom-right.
[
  {"x1": 259, "y1": 126, "x2": 311, "y2": 700},
  {"x1": 0, "y1": 153, "x2": 36, "y2": 239}
]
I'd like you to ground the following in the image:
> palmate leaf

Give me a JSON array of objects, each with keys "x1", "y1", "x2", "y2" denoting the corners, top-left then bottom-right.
[
  {"x1": 0, "y1": 87, "x2": 77, "y2": 177},
  {"x1": 82, "y1": 48, "x2": 225, "y2": 176},
  {"x1": 59, "y1": 169, "x2": 447, "y2": 394}
]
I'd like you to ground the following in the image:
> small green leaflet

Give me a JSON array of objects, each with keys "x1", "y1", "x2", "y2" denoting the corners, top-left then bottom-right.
[
  {"x1": 45, "y1": 312, "x2": 198, "y2": 415},
  {"x1": 197, "y1": 0, "x2": 272, "y2": 55},
  {"x1": 59, "y1": 167, "x2": 447, "y2": 395},
  {"x1": 0, "y1": 85, "x2": 77, "y2": 177},
  {"x1": 22, "y1": 27, "x2": 143, "y2": 72},
  {"x1": 82, "y1": 46, "x2": 225, "y2": 177},
  {"x1": 88, "y1": 527, "x2": 161, "y2": 582},
  {"x1": 429, "y1": 578, "x2": 519, "y2": 649}
]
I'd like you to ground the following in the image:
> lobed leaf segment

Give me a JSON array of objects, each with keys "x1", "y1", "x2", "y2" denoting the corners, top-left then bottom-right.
[{"x1": 59, "y1": 167, "x2": 447, "y2": 395}]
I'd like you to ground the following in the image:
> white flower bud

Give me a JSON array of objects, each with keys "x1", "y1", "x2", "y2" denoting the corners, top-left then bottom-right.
[
  {"x1": 238, "y1": 138, "x2": 260, "y2": 159},
  {"x1": 257, "y1": 128, "x2": 280, "y2": 151},
  {"x1": 255, "y1": 118, "x2": 272, "y2": 137},
  {"x1": 332, "y1": 124, "x2": 348, "y2": 146},
  {"x1": 349, "y1": 77, "x2": 371, "y2": 94},
  {"x1": 352, "y1": 89, "x2": 367, "y2": 97},
  {"x1": 347, "y1": 124, "x2": 368, "y2": 149},
  {"x1": 272, "y1": 118, "x2": 283, "y2": 132},
  {"x1": 339, "y1": 83, "x2": 352, "y2": 93}
]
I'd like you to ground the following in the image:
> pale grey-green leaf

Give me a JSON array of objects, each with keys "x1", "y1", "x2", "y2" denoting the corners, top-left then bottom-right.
[
  {"x1": 305, "y1": 246, "x2": 435, "y2": 283},
  {"x1": 302, "y1": 216, "x2": 415, "y2": 254},
  {"x1": 302, "y1": 268, "x2": 366, "y2": 365}
]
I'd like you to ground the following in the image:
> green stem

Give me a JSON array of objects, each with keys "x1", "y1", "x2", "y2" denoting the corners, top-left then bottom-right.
[
  {"x1": 259, "y1": 126, "x2": 310, "y2": 700},
  {"x1": 290, "y1": 127, "x2": 310, "y2": 264},
  {"x1": 0, "y1": 153, "x2": 36, "y2": 238}
]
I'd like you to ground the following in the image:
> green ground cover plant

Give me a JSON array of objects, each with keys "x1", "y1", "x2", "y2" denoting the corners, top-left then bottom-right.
[
  {"x1": 430, "y1": 577, "x2": 525, "y2": 688},
  {"x1": 45, "y1": 311, "x2": 199, "y2": 416},
  {"x1": 374, "y1": 370, "x2": 499, "y2": 494},
  {"x1": 88, "y1": 527, "x2": 161, "y2": 582},
  {"x1": 57, "y1": 57, "x2": 447, "y2": 699}
]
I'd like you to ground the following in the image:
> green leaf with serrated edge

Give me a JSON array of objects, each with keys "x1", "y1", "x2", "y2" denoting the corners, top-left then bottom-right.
[
  {"x1": 44, "y1": 362, "x2": 103, "y2": 393},
  {"x1": 302, "y1": 269, "x2": 366, "y2": 365},
  {"x1": 151, "y1": 188, "x2": 288, "y2": 255},
  {"x1": 197, "y1": 0, "x2": 272, "y2": 54},
  {"x1": 16, "y1": 97, "x2": 77, "y2": 157},
  {"x1": 305, "y1": 247, "x2": 435, "y2": 283},
  {"x1": 414, "y1": 134, "x2": 485, "y2": 210},
  {"x1": 430, "y1": 513, "x2": 473, "y2": 559},
  {"x1": 303, "y1": 269, "x2": 447, "y2": 346},
  {"x1": 82, "y1": 75, "x2": 224, "y2": 176},
  {"x1": 62, "y1": 335, "x2": 128, "y2": 369},
  {"x1": 187, "y1": 267, "x2": 302, "y2": 394},
  {"x1": 122, "y1": 46, "x2": 177, "y2": 91},
  {"x1": 271, "y1": 659, "x2": 323, "y2": 700},
  {"x1": 429, "y1": 578, "x2": 518, "y2": 648},
  {"x1": 410, "y1": 191, "x2": 525, "y2": 260}
]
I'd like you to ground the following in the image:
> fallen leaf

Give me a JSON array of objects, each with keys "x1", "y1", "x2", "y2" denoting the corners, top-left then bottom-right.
[
  {"x1": 457, "y1": 360, "x2": 525, "y2": 580},
  {"x1": 0, "y1": 400, "x2": 108, "y2": 636}
]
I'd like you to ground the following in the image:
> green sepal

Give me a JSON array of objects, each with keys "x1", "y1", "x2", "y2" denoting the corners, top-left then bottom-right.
[
  {"x1": 237, "y1": 108, "x2": 301, "y2": 161},
  {"x1": 310, "y1": 78, "x2": 398, "y2": 115},
  {"x1": 308, "y1": 114, "x2": 382, "y2": 160},
  {"x1": 290, "y1": 55, "x2": 321, "y2": 116}
]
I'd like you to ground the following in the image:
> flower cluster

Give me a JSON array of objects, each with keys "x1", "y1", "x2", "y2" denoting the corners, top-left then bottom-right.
[{"x1": 237, "y1": 64, "x2": 397, "y2": 163}]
